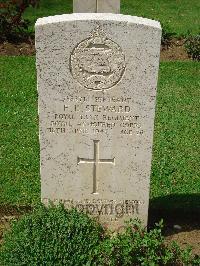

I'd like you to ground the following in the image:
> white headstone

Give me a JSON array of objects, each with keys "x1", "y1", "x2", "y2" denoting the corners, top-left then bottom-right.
[
  {"x1": 97, "y1": 0, "x2": 120, "y2": 13},
  {"x1": 73, "y1": 0, "x2": 96, "y2": 13},
  {"x1": 36, "y1": 13, "x2": 161, "y2": 229},
  {"x1": 73, "y1": 0, "x2": 120, "y2": 13}
]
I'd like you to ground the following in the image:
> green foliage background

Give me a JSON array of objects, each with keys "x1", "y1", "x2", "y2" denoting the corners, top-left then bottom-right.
[{"x1": 23, "y1": 0, "x2": 200, "y2": 36}]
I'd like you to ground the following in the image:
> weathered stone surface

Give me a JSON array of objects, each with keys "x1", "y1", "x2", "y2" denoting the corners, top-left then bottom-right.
[
  {"x1": 73, "y1": 0, "x2": 96, "y2": 13},
  {"x1": 97, "y1": 0, "x2": 120, "y2": 13},
  {"x1": 35, "y1": 13, "x2": 161, "y2": 229}
]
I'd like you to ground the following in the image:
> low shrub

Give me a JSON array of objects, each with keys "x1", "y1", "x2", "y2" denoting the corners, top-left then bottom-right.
[
  {"x1": 185, "y1": 34, "x2": 200, "y2": 61},
  {"x1": 161, "y1": 23, "x2": 176, "y2": 47},
  {"x1": 0, "y1": 0, "x2": 38, "y2": 42},
  {"x1": 0, "y1": 204, "x2": 199, "y2": 266},
  {"x1": 97, "y1": 220, "x2": 200, "y2": 265},
  {"x1": 0, "y1": 204, "x2": 104, "y2": 266}
]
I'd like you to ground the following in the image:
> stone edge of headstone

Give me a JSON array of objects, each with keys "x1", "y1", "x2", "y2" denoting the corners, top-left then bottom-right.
[{"x1": 35, "y1": 13, "x2": 161, "y2": 30}]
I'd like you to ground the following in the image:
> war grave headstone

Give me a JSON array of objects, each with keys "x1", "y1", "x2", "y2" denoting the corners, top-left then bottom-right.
[
  {"x1": 73, "y1": 0, "x2": 120, "y2": 13},
  {"x1": 35, "y1": 0, "x2": 161, "y2": 229}
]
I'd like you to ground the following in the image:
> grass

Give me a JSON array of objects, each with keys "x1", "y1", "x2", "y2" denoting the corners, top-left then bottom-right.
[
  {"x1": 24, "y1": 0, "x2": 200, "y2": 36},
  {"x1": 121, "y1": 0, "x2": 200, "y2": 36},
  {"x1": 0, "y1": 57, "x2": 199, "y2": 208},
  {"x1": 152, "y1": 62, "x2": 200, "y2": 197},
  {"x1": 151, "y1": 61, "x2": 200, "y2": 210},
  {"x1": 0, "y1": 57, "x2": 40, "y2": 205}
]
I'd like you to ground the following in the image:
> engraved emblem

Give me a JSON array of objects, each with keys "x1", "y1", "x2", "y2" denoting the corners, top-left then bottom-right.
[{"x1": 70, "y1": 27, "x2": 125, "y2": 91}]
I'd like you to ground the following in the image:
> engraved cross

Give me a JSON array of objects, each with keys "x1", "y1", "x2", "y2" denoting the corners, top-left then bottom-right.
[{"x1": 78, "y1": 140, "x2": 115, "y2": 194}]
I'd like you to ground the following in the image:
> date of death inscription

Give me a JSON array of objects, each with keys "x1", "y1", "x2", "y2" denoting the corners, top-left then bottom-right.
[{"x1": 46, "y1": 96, "x2": 143, "y2": 136}]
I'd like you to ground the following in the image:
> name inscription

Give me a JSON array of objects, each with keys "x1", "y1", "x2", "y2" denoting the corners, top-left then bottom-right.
[{"x1": 47, "y1": 95, "x2": 143, "y2": 136}]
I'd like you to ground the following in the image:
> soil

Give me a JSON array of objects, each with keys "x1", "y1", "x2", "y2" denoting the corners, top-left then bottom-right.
[
  {"x1": 149, "y1": 208, "x2": 200, "y2": 256},
  {"x1": 165, "y1": 230, "x2": 200, "y2": 256},
  {"x1": 160, "y1": 38, "x2": 190, "y2": 61},
  {"x1": 160, "y1": 46, "x2": 189, "y2": 61},
  {"x1": 0, "y1": 206, "x2": 31, "y2": 244},
  {"x1": 0, "y1": 38, "x2": 190, "y2": 61},
  {"x1": 0, "y1": 41, "x2": 35, "y2": 56}
]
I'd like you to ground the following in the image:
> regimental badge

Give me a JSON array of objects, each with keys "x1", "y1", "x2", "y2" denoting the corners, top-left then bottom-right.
[{"x1": 70, "y1": 27, "x2": 126, "y2": 91}]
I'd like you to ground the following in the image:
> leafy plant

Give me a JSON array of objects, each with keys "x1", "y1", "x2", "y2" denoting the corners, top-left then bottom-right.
[
  {"x1": 185, "y1": 34, "x2": 200, "y2": 61},
  {"x1": 0, "y1": 205, "x2": 199, "y2": 266},
  {"x1": 0, "y1": 204, "x2": 104, "y2": 266},
  {"x1": 97, "y1": 220, "x2": 200, "y2": 265},
  {"x1": 161, "y1": 23, "x2": 176, "y2": 47},
  {"x1": 0, "y1": 0, "x2": 39, "y2": 42}
]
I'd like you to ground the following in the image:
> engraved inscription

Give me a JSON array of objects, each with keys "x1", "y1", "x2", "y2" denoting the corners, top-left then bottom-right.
[
  {"x1": 70, "y1": 27, "x2": 126, "y2": 91},
  {"x1": 46, "y1": 95, "x2": 144, "y2": 137},
  {"x1": 43, "y1": 198, "x2": 144, "y2": 219},
  {"x1": 78, "y1": 140, "x2": 115, "y2": 194}
]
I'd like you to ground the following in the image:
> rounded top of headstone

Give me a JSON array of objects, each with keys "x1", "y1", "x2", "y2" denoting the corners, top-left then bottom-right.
[{"x1": 35, "y1": 13, "x2": 161, "y2": 31}]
